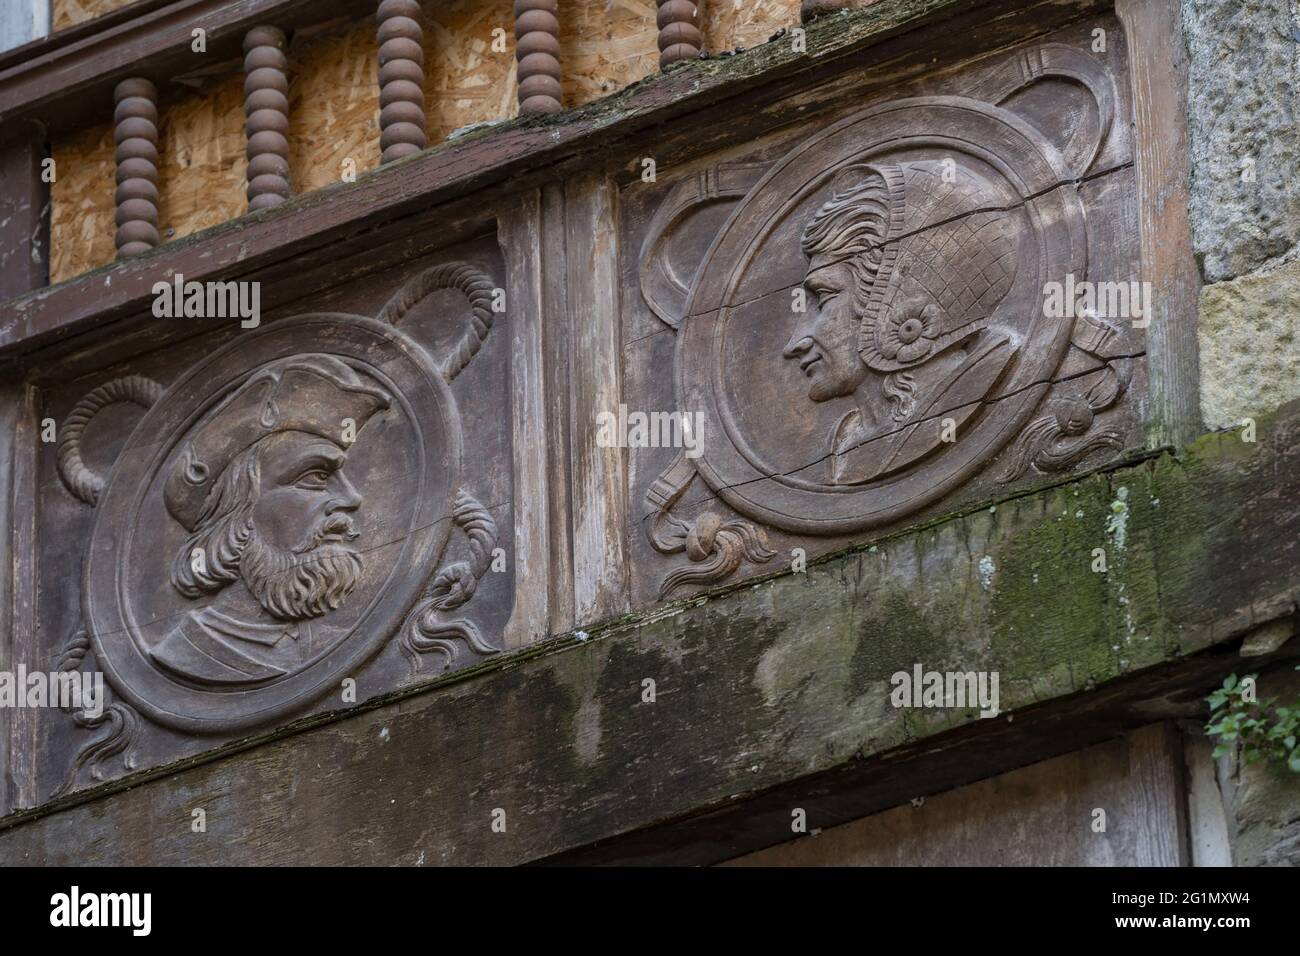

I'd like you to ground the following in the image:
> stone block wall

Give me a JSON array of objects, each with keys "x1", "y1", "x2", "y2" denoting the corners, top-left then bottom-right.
[{"x1": 1184, "y1": 0, "x2": 1300, "y2": 429}]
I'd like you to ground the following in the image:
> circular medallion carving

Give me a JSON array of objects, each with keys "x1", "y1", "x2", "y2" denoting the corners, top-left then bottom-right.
[
  {"x1": 678, "y1": 96, "x2": 1089, "y2": 534},
  {"x1": 84, "y1": 314, "x2": 459, "y2": 733}
]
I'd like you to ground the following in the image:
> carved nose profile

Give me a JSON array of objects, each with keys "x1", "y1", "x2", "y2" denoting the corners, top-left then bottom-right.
[
  {"x1": 783, "y1": 334, "x2": 814, "y2": 360},
  {"x1": 328, "y1": 470, "x2": 362, "y2": 512}
]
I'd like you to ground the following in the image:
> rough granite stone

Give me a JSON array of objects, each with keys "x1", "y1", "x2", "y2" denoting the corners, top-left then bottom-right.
[
  {"x1": 1198, "y1": 260, "x2": 1300, "y2": 429},
  {"x1": 1181, "y1": 0, "x2": 1300, "y2": 282}
]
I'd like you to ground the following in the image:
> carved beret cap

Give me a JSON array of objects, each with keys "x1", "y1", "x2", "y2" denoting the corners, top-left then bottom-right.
[
  {"x1": 164, "y1": 354, "x2": 391, "y2": 532},
  {"x1": 863, "y1": 161, "x2": 1019, "y2": 371}
]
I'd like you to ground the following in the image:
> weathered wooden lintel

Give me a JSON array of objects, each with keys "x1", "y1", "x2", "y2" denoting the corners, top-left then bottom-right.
[{"x1": 1, "y1": 404, "x2": 1295, "y2": 865}]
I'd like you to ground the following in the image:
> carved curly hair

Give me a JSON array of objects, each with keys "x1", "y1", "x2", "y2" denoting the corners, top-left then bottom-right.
[
  {"x1": 170, "y1": 445, "x2": 261, "y2": 598},
  {"x1": 799, "y1": 165, "x2": 892, "y2": 310}
]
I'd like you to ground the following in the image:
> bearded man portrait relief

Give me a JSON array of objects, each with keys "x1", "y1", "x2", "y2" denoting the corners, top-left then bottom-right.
[
  {"x1": 783, "y1": 160, "x2": 1023, "y2": 485},
  {"x1": 150, "y1": 355, "x2": 391, "y2": 687}
]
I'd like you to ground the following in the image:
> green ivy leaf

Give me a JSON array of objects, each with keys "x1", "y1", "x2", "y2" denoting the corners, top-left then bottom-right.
[{"x1": 1206, "y1": 672, "x2": 1300, "y2": 774}]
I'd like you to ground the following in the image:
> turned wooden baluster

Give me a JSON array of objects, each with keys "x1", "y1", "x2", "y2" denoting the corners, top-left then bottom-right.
[
  {"x1": 657, "y1": 0, "x2": 702, "y2": 68},
  {"x1": 243, "y1": 26, "x2": 292, "y2": 211},
  {"x1": 113, "y1": 77, "x2": 160, "y2": 258},
  {"x1": 377, "y1": 0, "x2": 427, "y2": 163},
  {"x1": 514, "y1": 0, "x2": 562, "y2": 114}
]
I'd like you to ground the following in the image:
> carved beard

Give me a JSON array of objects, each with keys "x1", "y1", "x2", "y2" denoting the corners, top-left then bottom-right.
[{"x1": 239, "y1": 516, "x2": 364, "y2": 621}]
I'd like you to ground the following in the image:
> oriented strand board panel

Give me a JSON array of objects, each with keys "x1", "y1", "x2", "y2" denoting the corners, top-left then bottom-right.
[
  {"x1": 424, "y1": 0, "x2": 518, "y2": 142},
  {"x1": 560, "y1": 0, "x2": 658, "y2": 107},
  {"x1": 157, "y1": 74, "x2": 247, "y2": 243},
  {"x1": 49, "y1": 6, "x2": 525, "y2": 279},
  {"x1": 703, "y1": 0, "x2": 802, "y2": 53},
  {"x1": 46, "y1": 0, "x2": 774, "y2": 281},
  {"x1": 288, "y1": 17, "x2": 381, "y2": 194},
  {"x1": 49, "y1": 122, "x2": 115, "y2": 284},
  {"x1": 288, "y1": 4, "x2": 520, "y2": 190},
  {"x1": 52, "y1": 0, "x2": 136, "y2": 32},
  {"x1": 726, "y1": 725, "x2": 1188, "y2": 866},
  {"x1": 49, "y1": 75, "x2": 247, "y2": 284}
]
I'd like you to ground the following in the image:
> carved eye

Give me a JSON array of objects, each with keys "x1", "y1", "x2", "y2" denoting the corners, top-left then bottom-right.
[{"x1": 296, "y1": 469, "x2": 331, "y2": 488}]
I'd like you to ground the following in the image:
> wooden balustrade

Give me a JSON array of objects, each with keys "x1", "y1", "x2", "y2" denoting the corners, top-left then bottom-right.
[
  {"x1": 657, "y1": 0, "x2": 702, "y2": 68},
  {"x1": 113, "y1": 77, "x2": 159, "y2": 258},
  {"x1": 93, "y1": 0, "x2": 589, "y2": 261},
  {"x1": 514, "y1": 0, "x2": 562, "y2": 114},
  {"x1": 243, "y1": 26, "x2": 292, "y2": 211},
  {"x1": 377, "y1": 0, "x2": 428, "y2": 164}
]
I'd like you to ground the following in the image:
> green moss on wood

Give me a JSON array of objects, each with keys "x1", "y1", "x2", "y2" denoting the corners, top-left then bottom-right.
[{"x1": 6, "y1": 407, "x2": 1297, "y2": 840}]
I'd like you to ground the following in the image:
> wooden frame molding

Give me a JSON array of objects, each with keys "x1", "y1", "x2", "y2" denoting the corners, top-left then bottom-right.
[{"x1": 0, "y1": 119, "x2": 48, "y2": 300}]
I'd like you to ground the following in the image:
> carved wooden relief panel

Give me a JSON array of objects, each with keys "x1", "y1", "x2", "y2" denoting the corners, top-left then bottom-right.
[
  {"x1": 23, "y1": 235, "x2": 515, "y2": 800},
  {"x1": 7, "y1": 10, "x2": 1157, "y2": 808},
  {"x1": 622, "y1": 17, "x2": 1146, "y2": 604}
]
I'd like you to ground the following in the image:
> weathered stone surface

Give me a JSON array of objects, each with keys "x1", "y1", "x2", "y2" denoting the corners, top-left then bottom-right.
[
  {"x1": 1198, "y1": 260, "x2": 1300, "y2": 429},
  {"x1": 1181, "y1": 0, "x2": 1300, "y2": 283}
]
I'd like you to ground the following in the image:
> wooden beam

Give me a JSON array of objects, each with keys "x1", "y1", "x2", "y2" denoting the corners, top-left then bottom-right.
[
  {"x1": 0, "y1": 119, "x2": 48, "y2": 300},
  {"x1": 0, "y1": 404, "x2": 1295, "y2": 864},
  {"x1": 3, "y1": 386, "x2": 40, "y2": 816},
  {"x1": 0, "y1": 1, "x2": 45, "y2": 808},
  {"x1": 565, "y1": 174, "x2": 629, "y2": 626},
  {"x1": 540, "y1": 181, "x2": 577, "y2": 634},
  {"x1": 722, "y1": 724, "x2": 1189, "y2": 867},
  {"x1": 500, "y1": 190, "x2": 559, "y2": 648},
  {"x1": 0, "y1": 384, "x2": 22, "y2": 817},
  {"x1": 1117, "y1": 0, "x2": 1203, "y2": 448}
]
